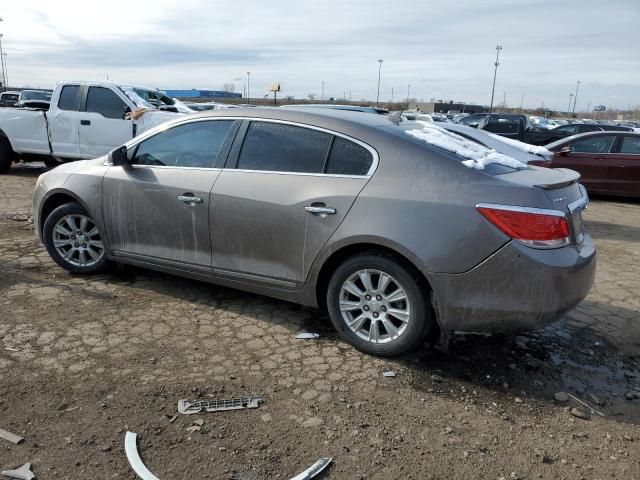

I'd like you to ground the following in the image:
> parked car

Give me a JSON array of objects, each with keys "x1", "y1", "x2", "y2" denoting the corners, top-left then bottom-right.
[
  {"x1": 456, "y1": 113, "x2": 487, "y2": 127},
  {"x1": 477, "y1": 114, "x2": 529, "y2": 141},
  {"x1": 185, "y1": 102, "x2": 238, "y2": 111},
  {"x1": 0, "y1": 91, "x2": 20, "y2": 107},
  {"x1": 33, "y1": 108, "x2": 595, "y2": 357},
  {"x1": 529, "y1": 117, "x2": 558, "y2": 130},
  {"x1": 525, "y1": 123, "x2": 633, "y2": 146},
  {"x1": 0, "y1": 80, "x2": 186, "y2": 173},
  {"x1": 17, "y1": 89, "x2": 53, "y2": 106},
  {"x1": 529, "y1": 131, "x2": 640, "y2": 198},
  {"x1": 283, "y1": 104, "x2": 389, "y2": 114}
]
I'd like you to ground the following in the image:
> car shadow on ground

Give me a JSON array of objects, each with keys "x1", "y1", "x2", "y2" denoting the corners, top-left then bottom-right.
[
  {"x1": 583, "y1": 219, "x2": 640, "y2": 242},
  {"x1": 105, "y1": 265, "x2": 640, "y2": 425},
  {"x1": 5, "y1": 162, "x2": 48, "y2": 178}
]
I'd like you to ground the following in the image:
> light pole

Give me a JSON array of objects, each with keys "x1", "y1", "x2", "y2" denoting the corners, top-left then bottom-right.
[
  {"x1": 567, "y1": 93, "x2": 574, "y2": 115},
  {"x1": 321, "y1": 81, "x2": 324, "y2": 101},
  {"x1": 407, "y1": 84, "x2": 410, "y2": 106},
  {"x1": 0, "y1": 18, "x2": 6, "y2": 91},
  {"x1": 489, "y1": 45, "x2": 503, "y2": 112},
  {"x1": 571, "y1": 80, "x2": 581, "y2": 115},
  {"x1": 376, "y1": 59, "x2": 383, "y2": 106},
  {"x1": 391, "y1": 86, "x2": 394, "y2": 103},
  {"x1": 246, "y1": 71, "x2": 250, "y2": 104}
]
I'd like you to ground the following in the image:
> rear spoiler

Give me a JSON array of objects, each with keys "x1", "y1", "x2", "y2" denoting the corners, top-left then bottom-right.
[{"x1": 533, "y1": 168, "x2": 580, "y2": 190}]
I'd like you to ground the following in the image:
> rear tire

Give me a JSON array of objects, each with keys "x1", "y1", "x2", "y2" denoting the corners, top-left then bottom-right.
[
  {"x1": 42, "y1": 202, "x2": 109, "y2": 274},
  {"x1": 0, "y1": 137, "x2": 13, "y2": 174},
  {"x1": 44, "y1": 157, "x2": 62, "y2": 169},
  {"x1": 327, "y1": 253, "x2": 432, "y2": 357}
]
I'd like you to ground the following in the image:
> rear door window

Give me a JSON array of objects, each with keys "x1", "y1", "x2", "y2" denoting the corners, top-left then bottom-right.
[
  {"x1": 325, "y1": 137, "x2": 373, "y2": 175},
  {"x1": 237, "y1": 122, "x2": 332, "y2": 173},
  {"x1": 133, "y1": 120, "x2": 235, "y2": 168},
  {"x1": 58, "y1": 85, "x2": 80, "y2": 111},
  {"x1": 619, "y1": 136, "x2": 640, "y2": 154},
  {"x1": 570, "y1": 136, "x2": 616, "y2": 154},
  {"x1": 85, "y1": 87, "x2": 127, "y2": 119}
]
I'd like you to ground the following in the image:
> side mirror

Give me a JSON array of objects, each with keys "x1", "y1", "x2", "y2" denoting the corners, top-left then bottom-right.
[
  {"x1": 110, "y1": 145, "x2": 130, "y2": 166},
  {"x1": 559, "y1": 146, "x2": 571, "y2": 156}
]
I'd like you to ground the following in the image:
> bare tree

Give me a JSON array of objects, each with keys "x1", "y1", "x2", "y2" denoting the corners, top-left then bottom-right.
[
  {"x1": 308, "y1": 93, "x2": 316, "y2": 100},
  {"x1": 223, "y1": 82, "x2": 236, "y2": 93}
]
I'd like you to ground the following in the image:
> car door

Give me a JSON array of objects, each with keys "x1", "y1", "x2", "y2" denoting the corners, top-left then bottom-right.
[
  {"x1": 78, "y1": 85, "x2": 134, "y2": 158},
  {"x1": 211, "y1": 120, "x2": 375, "y2": 287},
  {"x1": 48, "y1": 84, "x2": 83, "y2": 158},
  {"x1": 552, "y1": 134, "x2": 616, "y2": 193},
  {"x1": 606, "y1": 135, "x2": 640, "y2": 196},
  {"x1": 102, "y1": 119, "x2": 239, "y2": 269}
]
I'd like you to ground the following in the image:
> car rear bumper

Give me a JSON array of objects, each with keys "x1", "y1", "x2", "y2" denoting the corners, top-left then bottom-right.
[{"x1": 429, "y1": 234, "x2": 596, "y2": 333}]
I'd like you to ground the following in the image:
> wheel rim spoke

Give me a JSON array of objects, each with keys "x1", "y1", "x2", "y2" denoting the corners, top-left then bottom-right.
[
  {"x1": 368, "y1": 321, "x2": 380, "y2": 342},
  {"x1": 86, "y1": 247, "x2": 100, "y2": 260},
  {"x1": 54, "y1": 239, "x2": 72, "y2": 247},
  {"x1": 79, "y1": 216, "x2": 89, "y2": 232},
  {"x1": 358, "y1": 270, "x2": 374, "y2": 292},
  {"x1": 382, "y1": 318, "x2": 399, "y2": 337},
  {"x1": 388, "y1": 308, "x2": 410, "y2": 323},
  {"x1": 376, "y1": 272, "x2": 391, "y2": 293},
  {"x1": 385, "y1": 288, "x2": 407, "y2": 303},
  {"x1": 343, "y1": 280, "x2": 364, "y2": 298},
  {"x1": 348, "y1": 313, "x2": 368, "y2": 332},
  {"x1": 339, "y1": 300, "x2": 361, "y2": 312},
  {"x1": 65, "y1": 216, "x2": 78, "y2": 231}
]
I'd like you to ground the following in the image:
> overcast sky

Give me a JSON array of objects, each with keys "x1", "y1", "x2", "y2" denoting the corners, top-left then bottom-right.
[{"x1": 1, "y1": 0, "x2": 638, "y2": 111}]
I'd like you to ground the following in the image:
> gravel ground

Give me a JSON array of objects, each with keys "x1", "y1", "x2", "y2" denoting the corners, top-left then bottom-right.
[{"x1": 1, "y1": 162, "x2": 639, "y2": 480}]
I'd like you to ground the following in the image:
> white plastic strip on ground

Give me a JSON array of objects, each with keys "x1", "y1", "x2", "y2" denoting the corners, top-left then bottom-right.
[{"x1": 124, "y1": 432, "x2": 161, "y2": 480}]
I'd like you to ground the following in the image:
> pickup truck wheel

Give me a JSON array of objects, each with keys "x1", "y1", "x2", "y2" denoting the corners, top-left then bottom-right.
[
  {"x1": 0, "y1": 137, "x2": 13, "y2": 174},
  {"x1": 43, "y1": 203, "x2": 108, "y2": 274},
  {"x1": 326, "y1": 254, "x2": 432, "y2": 357}
]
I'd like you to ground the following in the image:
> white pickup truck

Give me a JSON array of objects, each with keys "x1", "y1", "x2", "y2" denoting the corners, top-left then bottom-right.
[{"x1": 0, "y1": 80, "x2": 192, "y2": 173}]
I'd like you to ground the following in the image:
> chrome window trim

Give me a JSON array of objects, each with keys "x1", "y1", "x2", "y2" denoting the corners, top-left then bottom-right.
[
  {"x1": 476, "y1": 203, "x2": 566, "y2": 218},
  {"x1": 123, "y1": 116, "x2": 380, "y2": 177},
  {"x1": 225, "y1": 169, "x2": 371, "y2": 179}
]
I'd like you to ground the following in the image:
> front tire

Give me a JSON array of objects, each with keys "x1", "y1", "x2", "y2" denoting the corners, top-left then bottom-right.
[
  {"x1": 0, "y1": 137, "x2": 14, "y2": 174},
  {"x1": 42, "y1": 202, "x2": 108, "y2": 274},
  {"x1": 327, "y1": 253, "x2": 432, "y2": 357}
]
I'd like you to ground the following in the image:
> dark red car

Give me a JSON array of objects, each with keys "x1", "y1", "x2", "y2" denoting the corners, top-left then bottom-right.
[{"x1": 530, "y1": 131, "x2": 640, "y2": 198}]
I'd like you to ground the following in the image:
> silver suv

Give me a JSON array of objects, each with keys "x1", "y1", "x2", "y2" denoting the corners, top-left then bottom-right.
[{"x1": 33, "y1": 108, "x2": 595, "y2": 356}]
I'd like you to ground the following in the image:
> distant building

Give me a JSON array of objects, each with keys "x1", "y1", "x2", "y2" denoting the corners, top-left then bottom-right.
[
  {"x1": 410, "y1": 101, "x2": 486, "y2": 114},
  {"x1": 163, "y1": 89, "x2": 242, "y2": 99}
]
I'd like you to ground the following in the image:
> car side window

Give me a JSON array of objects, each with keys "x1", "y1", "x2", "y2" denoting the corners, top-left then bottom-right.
[
  {"x1": 237, "y1": 122, "x2": 332, "y2": 173},
  {"x1": 133, "y1": 121, "x2": 235, "y2": 168},
  {"x1": 325, "y1": 137, "x2": 373, "y2": 175},
  {"x1": 570, "y1": 136, "x2": 616, "y2": 154},
  {"x1": 58, "y1": 85, "x2": 80, "y2": 111},
  {"x1": 555, "y1": 125, "x2": 576, "y2": 134},
  {"x1": 85, "y1": 87, "x2": 127, "y2": 119},
  {"x1": 620, "y1": 136, "x2": 640, "y2": 154}
]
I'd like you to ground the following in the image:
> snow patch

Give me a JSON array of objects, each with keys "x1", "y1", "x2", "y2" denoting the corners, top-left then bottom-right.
[
  {"x1": 405, "y1": 121, "x2": 528, "y2": 170},
  {"x1": 485, "y1": 131, "x2": 552, "y2": 157}
]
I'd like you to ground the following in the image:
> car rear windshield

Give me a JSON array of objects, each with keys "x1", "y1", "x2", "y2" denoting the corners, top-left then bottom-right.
[{"x1": 397, "y1": 122, "x2": 528, "y2": 174}]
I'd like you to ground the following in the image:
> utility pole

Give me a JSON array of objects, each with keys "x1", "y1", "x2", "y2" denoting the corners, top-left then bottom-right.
[
  {"x1": 407, "y1": 84, "x2": 410, "y2": 106},
  {"x1": 0, "y1": 30, "x2": 6, "y2": 91},
  {"x1": 571, "y1": 80, "x2": 581, "y2": 114},
  {"x1": 246, "y1": 71, "x2": 250, "y2": 104},
  {"x1": 376, "y1": 59, "x2": 383, "y2": 107},
  {"x1": 489, "y1": 45, "x2": 503, "y2": 113},
  {"x1": 391, "y1": 87, "x2": 394, "y2": 103},
  {"x1": 321, "y1": 81, "x2": 324, "y2": 101},
  {"x1": 567, "y1": 93, "x2": 574, "y2": 115},
  {"x1": 520, "y1": 93, "x2": 525, "y2": 110}
]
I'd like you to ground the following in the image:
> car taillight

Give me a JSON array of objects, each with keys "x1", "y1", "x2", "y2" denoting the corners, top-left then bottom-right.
[{"x1": 476, "y1": 204, "x2": 570, "y2": 249}]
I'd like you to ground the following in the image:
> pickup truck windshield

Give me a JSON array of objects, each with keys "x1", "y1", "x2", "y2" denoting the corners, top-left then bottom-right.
[{"x1": 119, "y1": 87, "x2": 175, "y2": 109}]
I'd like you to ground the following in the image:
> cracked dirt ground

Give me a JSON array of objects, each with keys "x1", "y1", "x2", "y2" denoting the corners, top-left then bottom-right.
[{"x1": 1, "y1": 163, "x2": 639, "y2": 479}]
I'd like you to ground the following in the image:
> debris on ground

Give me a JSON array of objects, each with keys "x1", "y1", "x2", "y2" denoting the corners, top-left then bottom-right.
[
  {"x1": 124, "y1": 432, "x2": 160, "y2": 480},
  {"x1": 8, "y1": 214, "x2": 30, "y2": 222},
  {"x1": 295, "y1": 332, "x2": 320, "y2": 340},
  {"x1": 178, "y1": 396, "x2": 263, "y2": 414},
  {"x1": 0, "y1": 428, "x2": 24, "y2": 445},
  {"x1": 382, "y1": 370, "x2": 396, "y2": 377},
  {"x1": 553, "y1": 392, "x2": 569, "y2": 402},
  {"x1": 570, "y1": 407, "x2": 591, "y2": 420},
  {"x1": 289, "y1": 457, "x2": 333, "y2": 480},
  {"x1": 567, "y1": 393, "x2": 605, "y2": 417},
  {"x1": 1, "y1": 463, "x2": 35, "y2": 480}
]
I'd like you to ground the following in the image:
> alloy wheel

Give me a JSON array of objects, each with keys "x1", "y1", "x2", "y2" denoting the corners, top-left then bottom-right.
[
  {"x1": 52, "y1": 214, "x2": 105, "y2": 267},
  {"x1": 339, "y1": 269, "x2": 411, "y2": 344}
]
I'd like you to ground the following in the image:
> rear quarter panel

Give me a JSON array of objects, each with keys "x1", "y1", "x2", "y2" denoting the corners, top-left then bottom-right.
[{"x1": 0, "y1": 108, "x2": 50, "y2": 154}]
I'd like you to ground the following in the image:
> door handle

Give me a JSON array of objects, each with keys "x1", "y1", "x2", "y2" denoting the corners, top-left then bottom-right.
[
  {"x1": 80, "y1": 119, "x2": 91, "y2": 126},
  {"x1": 305, "y1": 205, "x2": 336, "y2": 215},
  {"x1": 177, "y1": 194, "x2": 203, "y2": 204}
]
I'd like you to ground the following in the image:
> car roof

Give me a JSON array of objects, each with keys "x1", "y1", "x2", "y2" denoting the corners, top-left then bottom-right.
[
  {"x1": 545, "y1": 130, "x2": 639, "y2": 149},
  {"x1": 189, "y1": 107, "x2": 396, "y2": 129}
]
